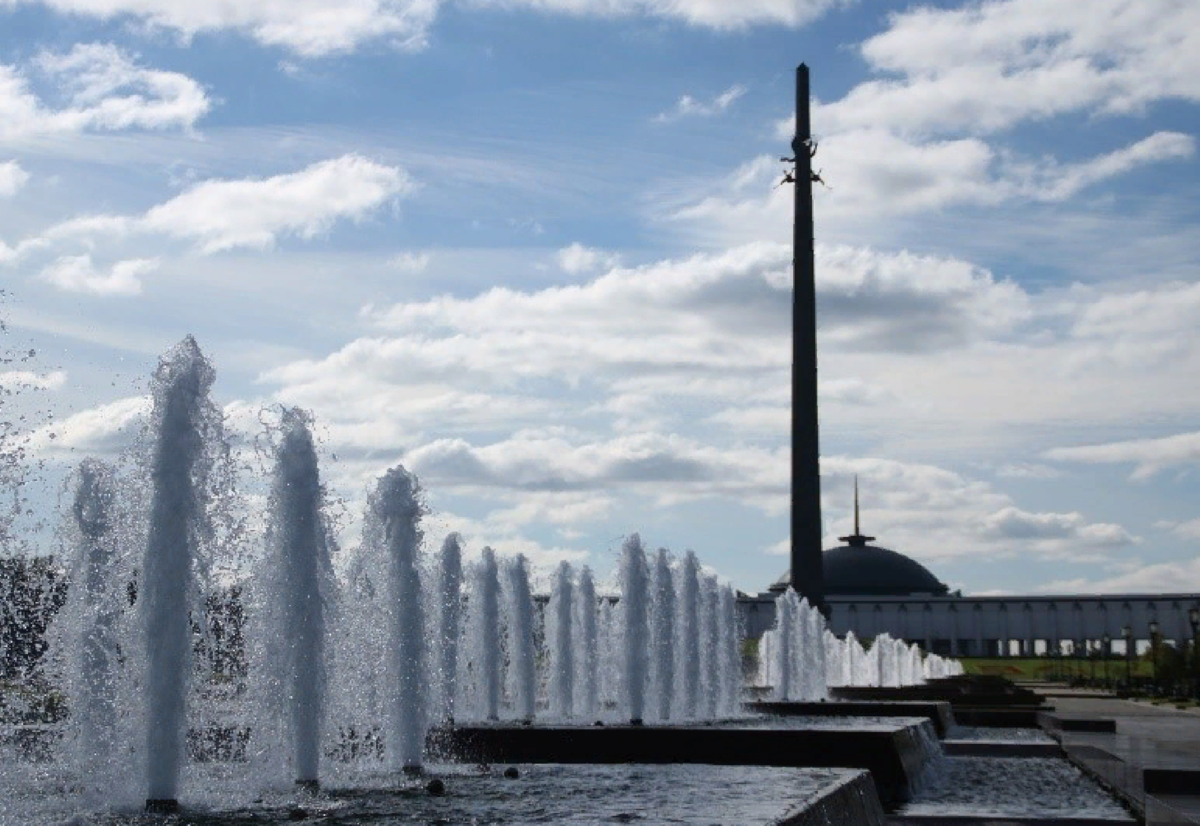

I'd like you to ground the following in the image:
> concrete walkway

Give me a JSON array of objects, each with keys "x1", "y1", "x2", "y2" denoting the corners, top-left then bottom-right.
[{"x1": 1041, "y1": 695, "x2": 1200, "y2": 825}]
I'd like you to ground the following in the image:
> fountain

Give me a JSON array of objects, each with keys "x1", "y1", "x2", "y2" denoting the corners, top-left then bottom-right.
[
  {"x1": 371, "y1": 466, "x2": 427, "y2": 773},
  {"x1": 547, "y1": 561, "x2": 574, "y2": 719},
  {"x1": 618, "y1": 534, "x2": 650, "y2": 725},
  {"x1": 700, "y1": 576, "x2": 719, "y2": 719},
  {"x1": 651, "y1": 548, "x2": 675, "y2": 722},
  {"x1": 505, "y1": 554, "x2": 537, "y2": 723},
  {"x1": 574, "y1": 565, "x2": 599, "y2": 720},
  {"x1": 677, "y1": 550, "x2": 701, "y2": 718},
  {"x1": 141, "y1": 336, "x2": 217, "y2": 813},
  {"x1": 2, "y1": 334, "x2": 986, "y2": 825},
  {"x1": 471, "y1": 546, "x2": 502, "y2": 721},
  {"x1": 255, "y1": 408, "x2": 334, "y2": 790},
  {"x1": 56, "y1": 460, "x2": 121, "y2": 784},
  {"x1": 434, "y1": 532, "x2": 462, "y2": 723}
]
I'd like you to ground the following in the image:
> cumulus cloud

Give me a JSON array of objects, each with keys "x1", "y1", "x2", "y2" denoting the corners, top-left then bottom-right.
[
  {"x1": 980, "y1": 506, "x2": 1136, "y2": 547},
  {"x1": 0, "y1": 370, "x2": 66, "y2": 391},
  {"x1": 672, "y1": 130, "x2": 1194, "y2": 245},
  {"x1": 556, "y1": 242, "x2": 619, "y2": 275},
  {"x1": 1037, "y1": 557, "x2": 1200, "y2": 595},
  {"x1": 476, "y1": 0, "x2": 851, "y2": 30},
  {"x1": 141, "y1": 155, "x2": 415, "y2": 253},
  {"x1": 27, "y1": 396, "x2": 149, "y2": 456},
  {"x1": 1156, "y1": 518, "x2": 1200, "y2": 540},
  {"x1": 1, "y1": 0, "x2": 847, "y2": 58},
  {"x1": 7, "y1": 155, "x2": 414, "y2": 264},
  {"x1": 37, "y1": 254, "x2": 157, "y2": 296},
  {"x1": 817, "y1": 456, "x2": 1138, "y2": 565},
  {"x1": 403, "y1": 431, "x2": 788, "y2": 512},
  {"x1": 1045, "y1": 431, "x2": 1200, "y2": 480},
  {"x1": 668, "y1": 0, "x2": 1199, "y2": 246},
  {"x1": 0, "y1": 0, "x2": 440, "y2": 57},
  {"x1": 0, "y1": 160, "x2": 29, "y2": 196},
  {"x1": 655, "y1": 85, "x2": 746, "y2": 122},
  {"x1": 0, "y1": 43, "x2": 210, "y2": 143},
  {"x1": 831, "y1": 0, "x2": 1200, "y2": 136}
]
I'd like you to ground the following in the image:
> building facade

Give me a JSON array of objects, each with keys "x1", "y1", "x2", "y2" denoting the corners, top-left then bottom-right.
[
  {"x1": 739, "y1": 487, "x2": 1200, "y2": 656},
  {"x1": 740, "y1": 591, "x2": 1200, "y2": 657}
]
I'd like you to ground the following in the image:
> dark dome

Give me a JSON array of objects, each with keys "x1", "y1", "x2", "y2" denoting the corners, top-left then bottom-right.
[{"x1": 770, "y1": 544, "x2": 949, "y2": 597}]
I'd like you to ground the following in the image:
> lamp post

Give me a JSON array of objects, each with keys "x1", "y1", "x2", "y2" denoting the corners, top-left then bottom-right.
[
  {"x1": 1189, "y1": 607, "x2": 1199, "y2": 700},
  {"x1": 1148, "y1": 619, "x2": 1160, "y2": 693},
  {"x1": 1187, "y1": 606, "x2": 1200, "y2": 696},
  {"x1": 1122, "y1": 625, "x2": 1133, "y2": 688},
  {"x1": 1101, "y1": 633, "x2": 1111, "y2": 690}
]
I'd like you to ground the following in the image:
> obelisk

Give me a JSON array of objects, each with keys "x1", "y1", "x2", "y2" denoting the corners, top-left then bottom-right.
[{"x1": 790, "y1": 64, "x2": 824, "y2": 613}]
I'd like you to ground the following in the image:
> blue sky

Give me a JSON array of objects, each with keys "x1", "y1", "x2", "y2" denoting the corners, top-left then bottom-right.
[{"x1": 2, "y1": 0, "x2": 1199, "y2": 596}]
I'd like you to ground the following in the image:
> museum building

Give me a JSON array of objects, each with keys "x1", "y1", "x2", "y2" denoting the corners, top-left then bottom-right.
[{"x1": 738, "y1": 491, "x2": 1200, "y2": 659}]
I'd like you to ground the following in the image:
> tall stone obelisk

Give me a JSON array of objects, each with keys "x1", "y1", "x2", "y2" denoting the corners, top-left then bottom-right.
[{"x1": 790, "y1": 64, "x2": 824, "y2": 613}]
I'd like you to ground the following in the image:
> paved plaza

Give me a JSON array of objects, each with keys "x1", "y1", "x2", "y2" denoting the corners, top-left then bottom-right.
[{"x1": 1041, "y1": 692, "x2": 1200, "y2": 825}]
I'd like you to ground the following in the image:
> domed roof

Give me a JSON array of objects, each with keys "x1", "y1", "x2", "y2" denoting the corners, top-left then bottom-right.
[
  {"x1": 769, "y1": 543, "x2": 950, "y2": 597},
  {"x1": 768, "y1": 477, "x2": 949, "y2": 597}
]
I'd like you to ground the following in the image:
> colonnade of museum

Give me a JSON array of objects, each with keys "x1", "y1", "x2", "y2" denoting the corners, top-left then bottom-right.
[{"x1": 739, "y1": 594, "x2": 1200, "y2": 657}]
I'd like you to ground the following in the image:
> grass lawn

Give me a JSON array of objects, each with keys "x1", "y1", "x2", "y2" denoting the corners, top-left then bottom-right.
[{"x1": 958, "y1": 657, "x2": 1151, "y2": 680}]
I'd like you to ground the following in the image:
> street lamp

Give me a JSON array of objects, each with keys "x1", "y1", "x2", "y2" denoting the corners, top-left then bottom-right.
[
  {"x1": 1101, "y1": 633, "x2": 1111, "y2": 689},
  {"x1": 1149, "y1": 619, "x2": 1160, "y2": 691},
  {"x1": 1189, "y1": 607, "x2": 1199, "y2": 700},
  {"x1": 1122, "y1": 625, "x2": 1133, "y2": 688}
]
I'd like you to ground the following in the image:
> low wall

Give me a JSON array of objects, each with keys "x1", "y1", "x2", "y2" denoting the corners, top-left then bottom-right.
[
  {"x1": 747, "y1": 701, "x2": 955, "y2": 738},
  {"x1": 427, "y1": 720, "x2": 938, "y2": 807},
  {"x1": 776, "y1": 769, "x2": 886, "y2": 826}
]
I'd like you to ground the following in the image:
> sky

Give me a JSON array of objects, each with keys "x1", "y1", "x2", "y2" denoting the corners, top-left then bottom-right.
[{"x1": 2, "y1": 0, "x2": 1199, "y2": 597}]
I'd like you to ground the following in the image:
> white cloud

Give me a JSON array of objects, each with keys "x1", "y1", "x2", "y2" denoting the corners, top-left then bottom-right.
[
  {"x1": 403, "y1": 431, "x2": 788, "y2": 512},
  {"x1": 1, "y1": 0, "x2": 440, "y2": 57},
  {"x1": 1025, "y1": 132, "x2": 1195, "y2": 201},
  {"x1": 762, "y1": 459, "x2": 1140, "y2": 578},
  {"x1": 817, "y1": 456, "x2": 1138, "y2": 565},
  {"x1": 1045, "y1": 431, "x2": 1200, "y2": 480},
  {"x1": 763, "y1": 538, "x2": 789, "y2": 556},
  {"x1": 655, "y1": 84, "x2": 746, "y2": 122},
  {"x1": 997, "y1": 463, "x2": 1063, "y2": 480},
  {"x1": 835, "y1": 0, "x2": 1200, "y2": 136},
  {"x1": 1157, "y1": 519, "x2": 1200, "y2": 540},
  {"x1": 0, "y1": 160, "x2": 29, "y2": 196},
  {"x1": 474, "y1": 0, "x2": 850, "y2": 30},
  {"x1": 8, "y1": 155, "x2": 414, "y2": 262},
  {"x1": 1038, "y1": 557, "x2": 1200, "y2": 595},
  {"x1": 556, "y1": 242, "x2": 619, "y2": 275},
  {"x1": 980, "y1": 506, "x2": 1136, "y2": 547},
  {"x1": 37, "y1": 254, "x2": 157, "y2": 296},
  {"x1": 0, "y1": 370, "x2": 66, "y2": 391},
  {"x1": 820, "y1": 377, "x2": 896, "y2": 406},
  {"x1": 27, "y1": 396, "x2": 149, "y2": 456},
  {"x1": 670, "y1": 1, "x2": 1199, "y2": 248},
  {"x1": 389, "y1": 251, "x2": 431, "y2": 272},
  {"x1": 420, "y1": 507, "x2": 590, "y2": 577},
  {"x1": 142, "y1": 155, "x2": 415, "y2": 253},
  {"x1": 1174, "y1": 520, "x2": 1200, "y2": 540},
  {"x1": 0, "y1": 43, "x2": 210, "y2": 143},
  {"x1": 671, "y1": 129, "x2": 1193, "y2": 244},
  {"x1": 1, "y1": 0, "x2": 846, "y2": 58}
]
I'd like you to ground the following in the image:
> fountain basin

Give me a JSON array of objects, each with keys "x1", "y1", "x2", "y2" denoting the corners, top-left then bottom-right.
[
  {"x1": 428, "y1": 720, "x2": 939, "y2": 807},
  {"x1": 0, "y1": 761, "x2": 886, "y2": 825},
  {"x1": 748, "y1": 700, "x2": 955, "y2": 737},
  {"x1": 895, "y1": 756, "x2": 1133, "y2": 822}
]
